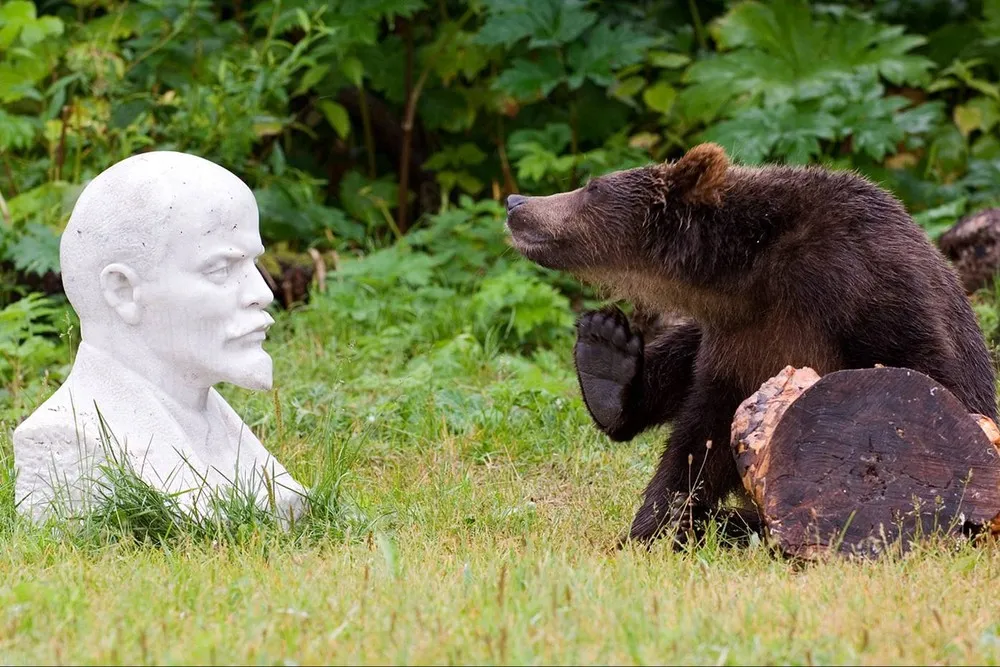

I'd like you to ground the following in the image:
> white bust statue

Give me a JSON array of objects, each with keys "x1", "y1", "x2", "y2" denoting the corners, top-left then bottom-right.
[{"x1": 13, "y1": 151, "x2": 306, "y2": 523}]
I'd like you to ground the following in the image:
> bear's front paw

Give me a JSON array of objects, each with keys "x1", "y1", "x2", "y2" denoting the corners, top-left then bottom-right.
[{"x1": 574, "y1": 306, "x2": 643, "y2": 435}]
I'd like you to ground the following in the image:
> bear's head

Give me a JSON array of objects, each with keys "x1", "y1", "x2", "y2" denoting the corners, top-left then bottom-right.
[{"x1": 504, "y1": 143, "x2": 729, "y2": 279}]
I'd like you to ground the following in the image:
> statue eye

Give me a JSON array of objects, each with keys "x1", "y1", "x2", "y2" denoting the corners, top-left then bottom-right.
[{"x1": 206, "y1": 263, "x2": 232, "y2": 282}]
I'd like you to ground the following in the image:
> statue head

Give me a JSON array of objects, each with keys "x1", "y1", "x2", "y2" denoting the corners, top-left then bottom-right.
[{"x1": 60, "y1": 151, "x2": 276, "y2": 392}]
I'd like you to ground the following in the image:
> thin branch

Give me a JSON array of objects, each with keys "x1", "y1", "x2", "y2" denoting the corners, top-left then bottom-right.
[
  {"x1": 569, "y1": 99, "x2": 580, "y2": 190},
  {"x1": 358, "y1": 86, "x2": 377, "y2": 178},
  {"x1": 307, "y1": 247, "x2": 327, "y2": 293},
  {"x1": 73, "y1": 101, "x2": 83, "y2": 184},
  {"x1": 54, "y1": 104, "x2": 69, "y2": 182},
  {"x1": 0, "y1": 190, "x2": 11, "y2": 227},
  {"x1": 497, "y1": 115, "x2": 518, "y2": 195},
  {"x1": 397, "y1": 17, "x2": 416, "y2": 232},
  {"x1": 398, "y1": 67, "x2": 432, "y2": 233},
  {"x1": 688, "y1": 0, "x2": 708, "y2": 51},
  {"x1": 397, "y1": 9, "x2": 475, "y2": 234},
  {"x1": 3, "y1": 159, "x2": 18, "y2": 197}
]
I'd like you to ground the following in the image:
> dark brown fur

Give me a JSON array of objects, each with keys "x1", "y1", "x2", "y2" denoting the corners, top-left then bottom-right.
[{"x1": 504, "y1": 143, "x2": 998, "y2": 546}]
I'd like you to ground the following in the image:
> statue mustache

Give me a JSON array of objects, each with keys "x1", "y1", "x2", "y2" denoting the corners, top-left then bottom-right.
[{"x1": 227, "y1": 312, "x2": 275, "y2": 339}]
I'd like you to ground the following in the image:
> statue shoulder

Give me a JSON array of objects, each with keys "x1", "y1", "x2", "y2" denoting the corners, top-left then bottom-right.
[{"x1": 13, "y1": 381, "x2": 104, "y2": 449}]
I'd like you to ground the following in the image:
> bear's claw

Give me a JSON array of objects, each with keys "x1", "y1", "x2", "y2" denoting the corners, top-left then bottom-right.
[
  {"x1": 616, "y1": 491, "x2": 697, "y2": 549},
  {"x1": 573, "y1": 306, "x2": 643, "y2": 434}
]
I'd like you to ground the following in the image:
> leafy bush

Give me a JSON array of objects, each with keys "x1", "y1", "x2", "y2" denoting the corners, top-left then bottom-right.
[
  {"x1": 0, "y1": 0, "x2": 999, "y2": 303},
  {"x1": 0, "y1": 292, "x2": 73, "y2": 423},
  {"x1": 327, "y1": 196, "x2": 579, "y2": 353}
]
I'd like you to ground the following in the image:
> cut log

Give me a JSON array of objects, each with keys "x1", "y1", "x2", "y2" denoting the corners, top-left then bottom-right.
[
  {"x1": 731, "y1": 365, "x2": 1000, "y2": 559},
  {"x1": 938, "y1": 207, "x2": 1000, "y2": 293}
]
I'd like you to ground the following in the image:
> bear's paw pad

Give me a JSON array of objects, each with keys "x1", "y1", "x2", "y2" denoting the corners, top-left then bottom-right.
[{"x1": 574, "y1": 308, "x2": 643, "y2": 429}]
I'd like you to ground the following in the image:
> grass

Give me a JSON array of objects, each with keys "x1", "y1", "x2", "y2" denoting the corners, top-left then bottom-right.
[{"x1": 2, "y1": 204, "x2": 1000, "y2": 664}]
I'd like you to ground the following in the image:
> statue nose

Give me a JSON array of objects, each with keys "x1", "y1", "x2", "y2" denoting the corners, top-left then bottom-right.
[{"x1": 506, "y1": 194, "x2": 526, "y2": 212}]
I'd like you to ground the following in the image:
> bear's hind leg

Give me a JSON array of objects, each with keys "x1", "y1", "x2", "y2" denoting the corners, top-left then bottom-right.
[{"x1": 622, "y1": 380, "x2": 746, "y2": 547}]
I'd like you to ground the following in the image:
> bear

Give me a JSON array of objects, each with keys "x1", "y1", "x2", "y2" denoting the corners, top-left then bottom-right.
[{"x1": 503, "y1": 142, "x2": 998, "y2": 547}]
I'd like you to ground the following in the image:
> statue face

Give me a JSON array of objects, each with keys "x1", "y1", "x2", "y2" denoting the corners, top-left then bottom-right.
[{"x1": 136, "y1": 188, "x2": 276, "y2": 391}]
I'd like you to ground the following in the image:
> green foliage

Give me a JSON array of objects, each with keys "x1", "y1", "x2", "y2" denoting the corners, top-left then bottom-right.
[
  {"x1": 912, "y1": 196, "x2": 969, "y2": 240},
  {"x1": 0, "y1": 1, "x2": 64, "y2": 107},
  {"x1": 475, "y1": 0, "x2": 596, "y2": 50},
  {"x1": 0, "y1": 292, "x2": 71, "y2": 424},
  {"x1": 0, "y1": 292, "x2": 64, "y2": 385},
  {"x1": 338, "y1": 170, "x2": 404, "y2": 234},
  {"x1": 686, "y1": 1, "x2": 943, "y2": 167},
  {"x1": 687, "y1": 0, "x2": 934, "y2": 114},
  {"x1": 75, "y1": 427, "x2": 361, "y2": 548},
  {"x1": 507, "y1": 123, "x2": 650, "y2": 190},
  {"x1": 0, "y1": 0, "x2": 998, "y2": 304},
  {"x1": 254, "y1": 166, "x2": 365, "y2": 246},
  {"x1": 424, "y1": 142, "x2": 488, "y2": 201},
  {"x1": 328, "y1": 196, "x2": 579, "y2": 353},
  {"x1": 482, "y1": 0, "x2": 655, "y2": 97},
  {"x1": 471, "y1": 265, "x2": 575, "y2": 350}
]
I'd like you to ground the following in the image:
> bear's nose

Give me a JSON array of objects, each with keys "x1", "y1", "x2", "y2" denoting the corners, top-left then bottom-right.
[{"x1": 506, "y1": 194, "x2": 526, "y2": 212}]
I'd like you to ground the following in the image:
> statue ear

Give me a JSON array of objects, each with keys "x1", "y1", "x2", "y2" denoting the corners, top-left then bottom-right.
[
  {"x1": 100, "y1": 263, "x2": 143, "y2": 325},
  {"x1": 669, "y1": 142, "x2": 729, "y2": 206}
]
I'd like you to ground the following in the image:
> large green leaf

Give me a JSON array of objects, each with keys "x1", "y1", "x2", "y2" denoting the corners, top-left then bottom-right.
[
  {"x1": 507, "y1": 124, "x2": 575, "y2": 184},
  {"x1": 0, "y1": 0, "x2": 36, "y2": 49},
  {"x1": 423, "y1": 143, "x2": 487, "y2": 170},
  {"x1": 565, "y1": 23, "x2": 655, "y2": 89},
  {"x1": 475, "y1": 0, "x2": 595, "y2": 49},
  {"x1": 912, "y1": 197, "x2": 968, "y2": 240},
  {"x1": 699, "y1": 104, "x2": 838, "y2": 165},
  {"x1": 642, "y1": 80, "x2": 677, "y2": 115},
  {"x1": 507, "y1": 124, "x2": 572, "y2": 160},
  {"x1": 954, "y1": 97, "x2": 1000, "y2": 137},
  {"x1": 928, "y1": 124, "x2": 969, "y2": 178},
  {"x1": 8, "y1": 223, "x2": 61, "y2": 276},
  {"x1": 681, "y1": 0, "x2": 935, "y2": 122},
  {"x1": 255, "y1": 182, "x2": 365, "y2": 244},
  {"x1": 17, "y1": 15, "x2": 62, "y2": 47},
  {"x1": 839, "y1": 96, "x2": 911, "y2": 162},
  {"x1": 959, "y1": 158, "x2": 1000, "y2": 207},
  {"x1": 493, "y1": 53, "x2": 565, "y2": 99},
  {"x1": 317, "y1": 100, "x2": 351, "y2": 139},
  {"x1": 338, "y1": 170, "x2": 401, "y2": 230},
  {"x1": 427, "y1": 27, "x2": 491, "y2": 86},
  {"x1": 815, "y1": 74, "x2": 945, "y2": 160},
  {"x1": 0, "y1": 109, "x2": 35, "y2": 150}
]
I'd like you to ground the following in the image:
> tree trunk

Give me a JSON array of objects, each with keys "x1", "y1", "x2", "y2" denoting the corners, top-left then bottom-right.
[{"x1": 731, "y1": 365, "x2": 1000, "y2": 560}]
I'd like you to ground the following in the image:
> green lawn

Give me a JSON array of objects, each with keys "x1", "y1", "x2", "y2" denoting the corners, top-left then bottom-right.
[{"x1": 2, "y1": 222, "x2": 1000, "y2": 665}]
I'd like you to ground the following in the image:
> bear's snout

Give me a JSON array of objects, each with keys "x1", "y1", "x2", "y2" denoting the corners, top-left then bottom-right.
[
  {"x1": 503, "y1": 189, "x2": 608, "y2": 272},
  {"x1": 504, "y1": 196, "x2": 537, "y2": 236},
  {"x1": 506, "y1": 194, "x2": 526, "y2": 212}
]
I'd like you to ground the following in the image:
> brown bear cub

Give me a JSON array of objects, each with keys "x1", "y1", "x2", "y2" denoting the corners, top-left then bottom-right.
[{"x1": 504, "y1": 143, "x2": 998, "y2": 547}]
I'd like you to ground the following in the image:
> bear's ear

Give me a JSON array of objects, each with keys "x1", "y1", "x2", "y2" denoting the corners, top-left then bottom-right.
[{"x1": 668, "y1": 143, "x2": 729, "y2": 206}]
